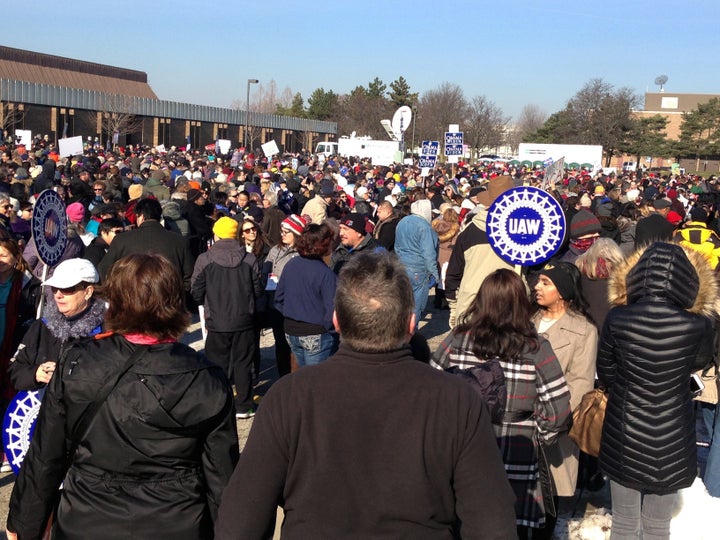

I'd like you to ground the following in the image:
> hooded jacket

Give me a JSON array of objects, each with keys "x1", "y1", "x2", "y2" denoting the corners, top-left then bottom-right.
[
  {"x1": 144, "y1": 175, "x2": 170, "y2": 201},
  {"x1": 598, "y1": 242, "x2": 718, "y2": 494},
  {"x1": 191, "y1": 239, "x2": 262, "y2": 332},
  {"x1": 7, "y1": 334, "x2": 238, "y2": 540}
]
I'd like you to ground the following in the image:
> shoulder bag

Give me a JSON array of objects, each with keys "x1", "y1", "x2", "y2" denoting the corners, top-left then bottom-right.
[{"x1": 568, "y1": 387, "x2": 608, "y2": 458}]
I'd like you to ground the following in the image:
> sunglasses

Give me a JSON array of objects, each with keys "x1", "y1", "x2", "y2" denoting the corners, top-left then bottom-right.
[
  {"x1": 242, "y1": 226, "x2": 257, "y2": 233},
  {"x1": 51, "y1": 284, "x2": 86, "y2": 295},
  {"x1": 1, "y1": 204, "x2": 12, "y2": 210},
  {"x1": 94, "y1": 188, "x2": 104, "y2": 192}
]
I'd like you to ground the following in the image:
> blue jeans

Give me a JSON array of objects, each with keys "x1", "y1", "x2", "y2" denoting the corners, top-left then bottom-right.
[
  {"x1": 407, "y1": 270, "x2": 430, "y2": 329},
  {"x1": 609, "y1": 481, "x2": 677, "y2": 539},
  {"x1": 286, "y1": 332, "x2": 338, "y2": 367},
  {"x1": 702, "y1": 401, "x2": 720, "y2": 497}
]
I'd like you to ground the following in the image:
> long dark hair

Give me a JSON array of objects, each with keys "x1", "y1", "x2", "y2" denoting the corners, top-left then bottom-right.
[{"x1": 458, "y1": 269, "x2": 538, "y2": 360}]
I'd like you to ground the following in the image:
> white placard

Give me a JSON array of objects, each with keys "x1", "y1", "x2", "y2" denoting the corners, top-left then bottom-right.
[
  {"x1": 218, "y1": 139, "x2": 231, "y2": 154},
  {"x1": 421, "y1": 167, "x2": 431, "y2": 177},
  {"x1": 261, "y1": 140, "x2": 280, "y2": 158},
  {"x1": 58, "y1": 136, "x2": 84, "y2": 157},
  {"x1": 15, "y1": 130, "x2": 31, "y2": 147},
  {"x1": 155, "y1": 144, "x2": 167, "y2": 153}
]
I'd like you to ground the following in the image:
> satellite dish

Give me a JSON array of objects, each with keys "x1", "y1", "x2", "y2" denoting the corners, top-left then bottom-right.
[
  {"x1": 380, "y1": 119, "x2": 398, "y2": 141},
  {"x1": 391, "y1": 106, "x2": 413, "y2": 139},
  {"x1": 654, "y1": 75, "x2": 668, "y2": 92}
]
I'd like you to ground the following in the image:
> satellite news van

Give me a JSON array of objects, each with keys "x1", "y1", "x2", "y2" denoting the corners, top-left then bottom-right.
[{"x1": 315, "y1": 137, "x2": 401, "y2": 166}]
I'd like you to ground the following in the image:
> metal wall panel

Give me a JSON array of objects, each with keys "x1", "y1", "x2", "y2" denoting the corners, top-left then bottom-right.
[{"x1": 1, "y1": 79, "x2": 336, "y2": 134}]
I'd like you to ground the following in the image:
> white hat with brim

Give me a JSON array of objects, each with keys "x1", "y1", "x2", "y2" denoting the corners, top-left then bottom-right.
[{"x1": 43, "y1": 258, "x2": 99, "y2": 288}]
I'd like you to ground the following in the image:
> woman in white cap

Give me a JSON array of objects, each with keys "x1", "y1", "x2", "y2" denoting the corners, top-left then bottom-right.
[{"x1": 8, "y1": 258, "x2": 105, "y2": 391}]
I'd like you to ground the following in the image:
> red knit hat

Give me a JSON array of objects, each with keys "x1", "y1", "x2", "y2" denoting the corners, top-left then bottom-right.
[{"x1": 281, "y1": 214, "x2": 308, "y2": 236}]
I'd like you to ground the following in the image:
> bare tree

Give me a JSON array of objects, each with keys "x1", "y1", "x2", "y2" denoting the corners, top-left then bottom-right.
[
  {"x1": 415, "y1": 82, "x2": 469, "y2": 147},
  {"x1": 564, "y1": 79, "x2": 639, "y2": 163},
  {"x1": 0, "y1": 87, "x2": 27, "y2": 135},
  {"x1": 232, "y1": 80, "x2": 296, "y2": 151},
  {"x1": 507, "y1": 104, "x2": 547, "y2": 150},
  {"x1": 335, "y1": 85, "x2": 393, "y2": 138},
  {"x1": 464, "y1": 95, "x2": 509, "y2": 158},
  {"x1": 88, "y1": 94, "x2": 143, "y2": 149}
]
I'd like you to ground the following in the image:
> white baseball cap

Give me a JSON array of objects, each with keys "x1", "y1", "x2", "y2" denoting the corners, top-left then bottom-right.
[{"x1": 43, "y1": 259, "x2": 99, "y2": 288}]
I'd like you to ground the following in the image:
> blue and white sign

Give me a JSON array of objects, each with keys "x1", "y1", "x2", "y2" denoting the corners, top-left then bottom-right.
[
  {"x1": 418, "y1": 155, "x2": 437, "y2": 168},
  {"x1": 421, "y1": 140, "x2": 439, "y2": 156},
  {"x1": 444, "y1": 132, "x2": 464, "y2": 156},
  {"x1": 486, "y1": 186, "x2": 566, "y2": 266},
  {"x1": 3, "y1": 390, "x2": 44, "y2": 475},
  {"x1": 31, "y1": 190, "x2": 68, "y2": 267}
]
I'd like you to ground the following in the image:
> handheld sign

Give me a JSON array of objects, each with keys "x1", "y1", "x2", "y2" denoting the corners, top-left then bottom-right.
[
  {"x1": 444, "y1": 132, "x2": 463, "y2": 156},
  {"x1": 421, "y1": 140, "x2": 439, "y2": 156},
  {"x1": 486, "y1": 186, "x2": 566, "y2": 266},
  {"x1": 32, "y1": 190, "x2": 68, "y2": 267},
  {"x1": 3, "y1": 389, "x2": 45, "y2": 474}
]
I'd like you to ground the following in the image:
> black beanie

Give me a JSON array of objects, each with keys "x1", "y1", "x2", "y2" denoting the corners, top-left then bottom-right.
[{"x1": 539, "y1": 261, "x2": 578, "y2": 302}]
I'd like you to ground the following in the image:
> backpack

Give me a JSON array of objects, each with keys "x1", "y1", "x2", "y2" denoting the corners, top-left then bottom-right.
[{"x1": 445, "y1": 359, "x2": 507, "y2": 425}]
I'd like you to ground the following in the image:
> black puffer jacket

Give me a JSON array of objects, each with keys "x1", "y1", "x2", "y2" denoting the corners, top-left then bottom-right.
[{"x1": 598, "y1": 242, "x2": 718, "y2": 494}]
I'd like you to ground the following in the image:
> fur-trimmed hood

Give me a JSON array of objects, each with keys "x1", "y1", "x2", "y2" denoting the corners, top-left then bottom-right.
[
  {"x1": 608, "y1": 241, "x2": 720, "y2": 317},
  {"x1": 432, "y1": 219, "x2": 460, "y2": 243}
]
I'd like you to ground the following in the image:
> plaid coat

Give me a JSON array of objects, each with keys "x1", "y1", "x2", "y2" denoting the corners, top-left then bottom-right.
[{"x1": 431, "y1": 329, "x2": 571, "y2": 528}]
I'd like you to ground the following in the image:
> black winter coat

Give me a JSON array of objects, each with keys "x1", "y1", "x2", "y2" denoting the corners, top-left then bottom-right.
[
  {"x1": 598, "y1": 242, "x2": 717, "y2": 494},
  {"x1": 191, "y1": 239, "x2": 262, "y2": 332},
  {"x1": 7, "y1": 334, "x2": 239, "y2": 539},
  {"x1": 98, "y1": 220, "x2": 194, "y2": 291}
]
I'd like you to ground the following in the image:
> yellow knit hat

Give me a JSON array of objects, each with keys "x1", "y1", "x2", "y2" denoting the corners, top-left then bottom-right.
[{"x1": 213, "y1": 216, "x2": 239, "y2": 239}]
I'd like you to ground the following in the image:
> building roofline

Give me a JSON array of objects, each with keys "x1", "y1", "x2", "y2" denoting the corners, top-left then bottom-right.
[{"x1": 0, "y1": 45, "x2": 147, "y2": 83}]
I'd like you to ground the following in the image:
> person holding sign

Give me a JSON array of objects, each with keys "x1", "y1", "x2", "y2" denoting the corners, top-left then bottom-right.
[
  {"x1": 7, "y1": 254, "x2": 238, "y2": 540},
  {"x1": 8, "y1": 258, "x2": 105, "y2": 392},
  {"x1": 0, "y1": 233, "x2": 41, "y2": 471}
]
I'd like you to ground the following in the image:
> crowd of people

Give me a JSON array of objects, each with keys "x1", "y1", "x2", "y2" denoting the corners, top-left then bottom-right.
[{"x1": 0, "y1": 133, "x2": 718, "y2": 539}]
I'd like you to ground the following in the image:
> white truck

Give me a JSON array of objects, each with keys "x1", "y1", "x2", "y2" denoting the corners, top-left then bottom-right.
[
  {"x1": 517, "y1": 143, "x2": 603, "y2": 172},
  {"x1": 315, "y1": 136, "x2": 401, "y2": 166}
]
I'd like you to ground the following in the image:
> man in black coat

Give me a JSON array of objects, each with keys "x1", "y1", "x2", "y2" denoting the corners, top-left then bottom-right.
[
  {"x1": 634, "y1": 197, "x2": 675, "y2": 248},
  {"x1": 98, "y1": 198, "x2": 194, "y2": 291},
  {"x1": 183, "y1": 188, "x2": 214, "y2": 259},
  {"x1": 215, "y1": 252, "x2": 517, "y2": 539}
]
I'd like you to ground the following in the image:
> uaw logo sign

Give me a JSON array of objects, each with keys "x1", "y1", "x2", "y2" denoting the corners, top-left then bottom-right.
[
  {"x1": 3, "y1": 390, "x2": 44, "y2": 474},
  {"x1": 486, "y1": 186, "x2": 566, "y2": 266},
  {"x1": 31, "y1": 189, "x2": 68, "y2": 267}
]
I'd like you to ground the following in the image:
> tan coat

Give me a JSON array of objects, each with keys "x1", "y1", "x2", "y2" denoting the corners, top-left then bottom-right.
[
  {"x1": 532, "y1": 309, "x2": 598, "y2": 496},
  {"x1": 300, "y1": 195, "x2": 328, "y2": 225}
]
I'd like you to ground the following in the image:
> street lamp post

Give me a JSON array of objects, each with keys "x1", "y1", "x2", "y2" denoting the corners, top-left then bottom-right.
[
  {"x1": 411, "y1": 105, "x2": 417, "y2": 164},
  {"x1": 244, "y1": 78, "x2": 259, "y2": 151}
]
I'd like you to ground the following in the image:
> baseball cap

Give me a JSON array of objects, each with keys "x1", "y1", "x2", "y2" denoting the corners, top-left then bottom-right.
[{"x1": 43, "y1": 258, "x2": 99, "y2": 288}]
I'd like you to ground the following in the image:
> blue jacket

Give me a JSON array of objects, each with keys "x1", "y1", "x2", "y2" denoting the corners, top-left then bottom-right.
[
  {"x1": 274, "y1": 257, "x2": 337, "y2": 332},
  {"x1": 394, "y1": 214, "x2": 439, "y2": 281}
]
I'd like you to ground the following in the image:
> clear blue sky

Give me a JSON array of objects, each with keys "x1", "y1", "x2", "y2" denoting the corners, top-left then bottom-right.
[{"x1": 4, "y1": 0, "x2": 719, "y2": 124}]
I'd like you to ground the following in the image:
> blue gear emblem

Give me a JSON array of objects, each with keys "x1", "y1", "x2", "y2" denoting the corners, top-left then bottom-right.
[{"x1": 2, "y1": 390, "x2": 44, "y2": 475}]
